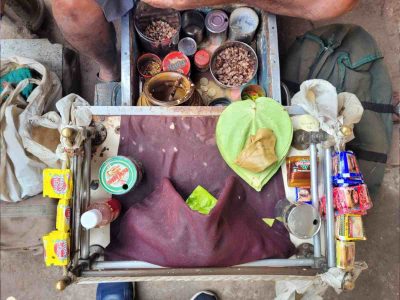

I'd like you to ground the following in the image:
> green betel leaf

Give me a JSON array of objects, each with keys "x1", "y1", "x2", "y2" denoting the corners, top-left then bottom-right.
[
  {"x1": 186, "y1": 186, "x2": 218, "y2": 215},
  {"x1": 216, "y1": 97, "x2": 293, "y2": 191}
]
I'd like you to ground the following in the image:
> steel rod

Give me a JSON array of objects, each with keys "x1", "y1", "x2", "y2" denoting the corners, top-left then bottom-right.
[
  {"x1": 91, "y1": 258, "x2": 315, "y2": 270},
  {"x1": 310, "y1": 143, "x2": 321, "y2": 258},
  {"x1": 71, "y1": 155, "x2": 82, "y2": 266},
  {"x1": 267, "y1": 14, "x2": 281, "y2": 103},
  {"x1": 92, "y1": 261, "x2": 163, "y2": 269},
  {"x1": 80, "y1": 134, "x2": 91, "y2": 260},
  {"x1": 237, "y1": 258, "x2": 315, "y2": 267},
  {"x1": 81, "y1": 266, "x2": 319, "y2": 279},
  {"x1": 324, "y1": 147, "x2": 336, "y2": 268},
  {"x1": 121, "y1": 12, "x2": 132, "y2": 106}
]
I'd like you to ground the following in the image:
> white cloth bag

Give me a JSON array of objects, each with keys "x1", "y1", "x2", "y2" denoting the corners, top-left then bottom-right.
[
  {"x1": 291, "y1": 79, "x2": 364, "y2": 148},
  {"x1": 0, "y1": 57, "x2": 62, "y2": 202}
]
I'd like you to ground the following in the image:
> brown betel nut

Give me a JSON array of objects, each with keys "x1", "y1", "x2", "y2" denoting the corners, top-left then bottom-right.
[
  {"x1": 144, "y1": 20, "x2": 177, "y2": 42},
  {"x1": 214, "y1": 46, "x2": 255, "y2": 86}
]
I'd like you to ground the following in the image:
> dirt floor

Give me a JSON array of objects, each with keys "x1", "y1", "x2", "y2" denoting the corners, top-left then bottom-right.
[{"x1": 1, "y1": 0, "x2": 399, "y2": 299}]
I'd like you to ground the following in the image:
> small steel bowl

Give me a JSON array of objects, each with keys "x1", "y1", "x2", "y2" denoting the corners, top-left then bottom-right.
[{"x1": 210, "y1": 41, "x2": 258, "y2": 89}]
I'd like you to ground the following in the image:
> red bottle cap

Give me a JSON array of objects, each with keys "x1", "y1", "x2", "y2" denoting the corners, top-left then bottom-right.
[
  {"x1": 194, "y1": 50, "x2": 210, "y2": 69},
  {"x1": 162, "y1": 51, "x2": 191, "y2": 76}
]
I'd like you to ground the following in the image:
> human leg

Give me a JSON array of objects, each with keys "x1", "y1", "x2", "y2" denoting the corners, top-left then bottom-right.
[{"x1": 51, "y1": 0, "x2": 119, "y2": 81}]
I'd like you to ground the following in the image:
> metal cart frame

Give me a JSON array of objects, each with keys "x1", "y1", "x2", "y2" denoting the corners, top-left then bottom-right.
[{"x1": 66, "y1": 8, "x2": 336, "y2": 284}]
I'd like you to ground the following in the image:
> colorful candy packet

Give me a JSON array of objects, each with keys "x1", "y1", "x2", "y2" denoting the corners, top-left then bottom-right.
[
  {"x1": 286, "y1": 156, "x2": 311, "y2": 187},
  {"x1": 336, "y1": 240, "x2": 356, "y2": 271},
  {"x1": 320, "y1": 184, "x2": 372, "y2": 216},
  {"x1": 43, "y1": 169, "x2": 73, "y2": 199},
  {"x1": 332, "y1": 151, "x2": 364, "y2": 186},
  {"x1": 56, "y1": 198, "x2": 71, "y2": 233},
  {"x1": 333, "y1": 184, "x2": 373, "y2": 215},
  {"x1": 335, "y1": 214, "x2": 366, "y2": 241},
  {"x1": 43, "y1": 231, "x2": 70, "y2": 267},
  {"x1": 295, "y1": 187, "x2": 312, "y2": 205}
]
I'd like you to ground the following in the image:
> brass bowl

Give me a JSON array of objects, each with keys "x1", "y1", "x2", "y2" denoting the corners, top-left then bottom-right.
[{"x1": 143, "y1": 71, "x2": 195, "y2": 107}]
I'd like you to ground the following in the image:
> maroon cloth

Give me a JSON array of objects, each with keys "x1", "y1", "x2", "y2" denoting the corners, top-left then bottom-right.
[
  {"x1": 105, "y1": 115, "x2": 295, "y2": 266},
  {"x1": 106, "y1": 176, "x2": 296, "y2": 267}
]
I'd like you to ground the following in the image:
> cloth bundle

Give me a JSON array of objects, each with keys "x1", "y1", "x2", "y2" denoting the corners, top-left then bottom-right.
[
  {"x1": 105, "y1": 114, "x2": 295, "y2": 267},
  {"x1": 106, "y1": 176, "x2": 295, "y2": 267}
]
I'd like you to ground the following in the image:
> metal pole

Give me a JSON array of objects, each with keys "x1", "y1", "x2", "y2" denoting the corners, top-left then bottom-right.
[
  {"x1": 121, "y1": 12, "x2": 132, "y2": 106},
  {"x1": 80, "y1": 133, "x2": 91, "y2": 260},
  {"x1": 71, "y1": 154, "x2": 82, "y2": 266},
  {"x1": 310, "y1": 143, "x2": 321, "y2": 258},
  {"x1": 91, "y1": 258, "x2": 315, "y2": 270},
  {"x1": 266, "y1": 14, "x2": 281, "y2": 103},
  {"x1": 324, "y1": 147, "x2": 336, "y2": 268},
  {"x1": 237, "y1": 258, "x2": 315, "y2": 268}
]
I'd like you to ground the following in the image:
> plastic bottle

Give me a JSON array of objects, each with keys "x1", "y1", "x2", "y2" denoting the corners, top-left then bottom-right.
[{"x1": 80, "y1": 198, "x2": 121, "y2": 230}]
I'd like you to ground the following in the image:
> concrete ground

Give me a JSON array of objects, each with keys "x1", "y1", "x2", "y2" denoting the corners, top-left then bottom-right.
[{"x1": 1, "y1": 0, "x2": 399, "y2": 299}]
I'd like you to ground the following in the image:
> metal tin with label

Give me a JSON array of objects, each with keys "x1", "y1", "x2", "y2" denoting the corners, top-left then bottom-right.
[
  {"x1": 194, "y1": 50, "x2": 210, "y2": 72},
  {"x1": 228, "y1": 7, "x2": 259, "y2": 43},
  {"x1": 178, "y1": 37, "x2": 198, "y2": 58},
  {"x1": 205, "y1": 10, "x2": 229, "y2": 44},
  {"x1": 99, "y1": 156, "x2": 143, "y2": 195},
  {"x1": 181, "y1": 10, "x2": 205, "y2": 44},
  {"x1": 162, "y1": 51, "x2": 191, "y2": 76}
]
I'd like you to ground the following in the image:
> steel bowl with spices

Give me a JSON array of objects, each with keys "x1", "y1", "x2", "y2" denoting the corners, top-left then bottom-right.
[{"x1": 210, "y1": 41, "x2": 258, "y2": 88}]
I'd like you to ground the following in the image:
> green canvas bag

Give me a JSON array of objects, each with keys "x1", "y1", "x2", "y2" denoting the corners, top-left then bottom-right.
[{"x1": 282, "y1": 24, "x2": 395, "y2": 197}]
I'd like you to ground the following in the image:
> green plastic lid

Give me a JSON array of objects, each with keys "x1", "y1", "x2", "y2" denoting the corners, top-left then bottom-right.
[{"x1": 99, "y1": 156, "x2": 138, "y2": 195}]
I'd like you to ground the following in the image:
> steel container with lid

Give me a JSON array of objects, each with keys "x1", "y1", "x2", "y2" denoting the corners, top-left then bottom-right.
[
  {"x1": 275, "y1": 199, "x2": 321, "y2": 239},
  {"x1": 205, "y1": 10, "x2": 229, "y2": 44},
  {"x1": 178, "y1": 37, "x2": 197, "y2": 58},
  {"x1": 181, "y1": 10, "x2": 205, "y2": 44},
  {"x1": 228, "y1": 7, "x2": 259, "y2": 44},
  {"x1": 285, "y1": 203, "x2": 321, "y2": 239}
]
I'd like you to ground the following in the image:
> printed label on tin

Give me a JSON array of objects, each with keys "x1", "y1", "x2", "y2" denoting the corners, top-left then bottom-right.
[
  {"x1": 106, "y1": 164, "x2": 129, "y2": 186},
  {"x1": 99, "y1": 156, "x2": 138, "y2": 195},
  {"x1": 166, "y1": 58, "x2": 188, "y2": 73}
]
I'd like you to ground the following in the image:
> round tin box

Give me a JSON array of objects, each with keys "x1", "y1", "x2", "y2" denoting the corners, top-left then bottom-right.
[
  {"x1": 162, "y1": 51, "x2": 191, "y2": 76},
  {"x1": 99, "y1": 156, "x2": 143, "y2": 195}
]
